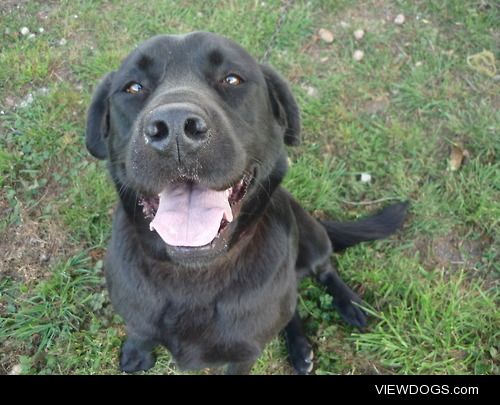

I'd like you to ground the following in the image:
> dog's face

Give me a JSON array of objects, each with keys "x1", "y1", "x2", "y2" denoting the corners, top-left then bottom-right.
[{"x1": 86, "y1": 32, "x2": 300, "y2": 264}]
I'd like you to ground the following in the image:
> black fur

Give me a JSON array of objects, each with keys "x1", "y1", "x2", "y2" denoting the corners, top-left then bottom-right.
[
  {"x1": 321, "y1": 202, "x2": 409, "y2": 252},
  {"x1": 85, "y1": 72, "x2": 114, "y2": 159},
  {"x1": 260, "y1": 64, "x2": 301, "y2": 147},
  {"x1": 85, "y1": 32, "x2": 408, "y2": 374}
]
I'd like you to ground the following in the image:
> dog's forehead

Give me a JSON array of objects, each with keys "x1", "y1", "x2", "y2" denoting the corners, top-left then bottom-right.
[{"x1": 124, "y1": 32, "x2": 258, "y2": 71}]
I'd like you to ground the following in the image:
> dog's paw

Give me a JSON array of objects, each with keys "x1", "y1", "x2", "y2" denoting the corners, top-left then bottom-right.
[
  {"x1": 333, "y1": 297, "x2": 367, "y2": 330},
  {"x1": 120, "y1": 340, "x2": 156, "y2": 373},
  {"x1": 287, "y1": 336, "x2": 314, "y2": 375}
]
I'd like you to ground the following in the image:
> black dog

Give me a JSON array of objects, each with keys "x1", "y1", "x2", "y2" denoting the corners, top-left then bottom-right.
[{"x1": 85, "y1": 32, "x2": 407, "y2": 374}]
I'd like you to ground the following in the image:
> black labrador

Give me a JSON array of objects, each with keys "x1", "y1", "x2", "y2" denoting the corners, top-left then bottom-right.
[{"x1": 85, "y1": 32, "x2": 407, "y2": 374}]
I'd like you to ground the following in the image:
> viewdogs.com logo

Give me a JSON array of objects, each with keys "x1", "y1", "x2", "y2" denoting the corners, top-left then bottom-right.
[{"x1": 375, "y1": 385, "x2": 479, "y2": 396}]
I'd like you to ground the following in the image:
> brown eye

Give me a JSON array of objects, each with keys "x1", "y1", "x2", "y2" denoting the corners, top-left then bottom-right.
[
  {"x1": 223, "y1": 74, "x2": 243, "y2": 86},
  {"x1": 125, "y1": 82, "x2": 143, "y2": 94}
]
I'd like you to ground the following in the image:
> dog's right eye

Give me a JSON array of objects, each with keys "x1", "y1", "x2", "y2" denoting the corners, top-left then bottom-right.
[{"x1": 124, "y1": 82, "x2": 143, "y2": 94}]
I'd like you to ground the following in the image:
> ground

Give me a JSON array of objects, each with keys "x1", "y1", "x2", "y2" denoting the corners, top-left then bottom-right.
[{"x1": 0, "y1": 0, "x2": 498, "y2": 375}]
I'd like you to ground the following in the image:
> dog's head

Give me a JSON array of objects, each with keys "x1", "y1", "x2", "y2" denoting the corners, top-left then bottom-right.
[{"x1": 86, "y1": 32, "x2": 300, "y2": 264}]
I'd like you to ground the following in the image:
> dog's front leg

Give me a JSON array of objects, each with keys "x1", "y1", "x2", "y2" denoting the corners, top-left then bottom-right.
[{"x1": 120, "y1": 333, "x2": 157, "y2": 373}]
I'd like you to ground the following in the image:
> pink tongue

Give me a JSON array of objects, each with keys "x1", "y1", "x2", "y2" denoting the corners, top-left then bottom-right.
[{"x1": 149, "y1": 183, "x2": 233, "y2": 247}]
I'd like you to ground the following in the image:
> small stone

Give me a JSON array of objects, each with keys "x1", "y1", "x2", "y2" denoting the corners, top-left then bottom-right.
[
  {"x1": 28, "y1": 33, "x2": 36, "y2": 40},
  {"x1": 40, "y1": 253, "x2": 50, "y2": 263},
  {"x1": 304, "y1": 86, "x2": 318, "y2": 98},
  {"x1": 354, "y1": 29, "x2": 365, "y2": 40},
  {"x1": 415, "y1": 61, "x2": 423, "y2": 67},
  {"x1": 340, "y1": 21, "x2": 349, "y2": 28},
  {"x1": 20, "y1": 27, "x2": 30, "y2": 36},
  {"x1": 318, "y1": 28, "x2": 334, "y2": 43},
  {"x1": 353, "y1": 50, "x2": 364, "y2": 61},
  {"x1": 18, "y1": 93, "x2": 34, "y2": 108},
  {"x1": 59, "y1": 38, "x2": 67, "y2": 46},
  {"x1": 38, "y1": 27, "x2": 44, "y2": 33},
  {"x1": 394, "y1": 14, "x2": 406, "y2": 25},
  {"x1": 359, "y1": 173, "x2": 372, "y2": 183},
  {"x1": 8, "y1": 364, "x2": 22, "y2": 375},
  {"x1": 320, "y1": 56, "x2": 329, "y2": 63},
  {"x1": 73, "y1": 14, "x2": 78, "y2": 19}
]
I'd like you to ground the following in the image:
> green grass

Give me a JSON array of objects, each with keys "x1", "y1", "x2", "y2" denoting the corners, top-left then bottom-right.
[{"x1": 0, "y1": 0, "x2": 498, "y2": 375}]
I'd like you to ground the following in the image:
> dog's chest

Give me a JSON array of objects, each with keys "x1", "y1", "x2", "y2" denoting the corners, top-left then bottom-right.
[{"x1": 156, "y1": 298, "x2": 264, "y2": 370}]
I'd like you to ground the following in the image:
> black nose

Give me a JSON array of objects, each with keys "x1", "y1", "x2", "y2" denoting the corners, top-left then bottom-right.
[{"x1": 143, "y1": 103, "x2": 208, "y2": 153}]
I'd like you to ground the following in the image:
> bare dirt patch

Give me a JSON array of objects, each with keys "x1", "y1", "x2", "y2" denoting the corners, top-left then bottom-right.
[
  {"x1": 330, "y1": 0, "x2": 398, "y2": 32},
  {"x1": 304, "y1": 0, "x2": 400, "y2": 56},
  {"x1": 0, "y1": 204, "x2": 74, "y2": 284},
  {"x1": 415, "y1": 232, "x2": 496, "y2": 285}
]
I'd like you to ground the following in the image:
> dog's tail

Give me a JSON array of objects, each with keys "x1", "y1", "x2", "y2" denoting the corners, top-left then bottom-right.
[{"x1": 320, "y1": 201, "x2": 409, "y2": 252}]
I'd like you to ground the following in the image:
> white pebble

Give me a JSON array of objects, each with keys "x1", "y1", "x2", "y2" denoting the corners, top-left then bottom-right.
[
  {"x1": 38, "y1": 27, "x2": 44, "y2": 33},
  {"x1": 28, "y1": 33, "x2": 36, "y2": 40},
  {"x1": 19, "y1": 93, "x2": 34, "y2": 108},
  {"x1": 353, "y1": 50, "x2": 364, "y2": 61},
  {"x1": 8, "y1": 364, "x2": 22, "y2": 375},
  {"x1": 40, "y1": 253, "x2": 50, "y2": 262},
  {"x1": 360, "y1": 173, "x2": 372, "y2": 183},
  {"x1": 305, "y1": 86, "x2": 318, "y2": 98},
  {"x1": 59, "y1": 38, "x2": 67, "y2": 46},
  {"x1": 318, "y1": 28, "x2": 334, "y2": 43},
  {"x1": 394, "y1": 14, "x2": 405, "y2": 25},
  {"x1": 354, "y1": 29, "x2": 365, "y2": 40},
  {"x1": 20, "y1": 27, "x2": 30, "y2": 36},
  {"x1": 415, "y1": 61, "x2": 423, "y2": 67}
]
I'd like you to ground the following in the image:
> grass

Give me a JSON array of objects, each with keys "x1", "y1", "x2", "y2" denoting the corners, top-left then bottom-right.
[{"x1": 0, "y1": 0, "x2": 498, "y2": 375}]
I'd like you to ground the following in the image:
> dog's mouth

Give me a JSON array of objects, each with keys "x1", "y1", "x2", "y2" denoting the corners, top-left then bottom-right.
[{"x1": 139, "y1": 171, "x2": 254, "y2": 249}]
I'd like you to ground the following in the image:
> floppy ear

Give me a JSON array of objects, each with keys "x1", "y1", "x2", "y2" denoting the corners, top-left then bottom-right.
[
  {"x1": 85, "y1": 72, "x2": 115, "y2": 159},
  {"x1": 260, "y1": 64, "x2": 300, "y2": 146}
]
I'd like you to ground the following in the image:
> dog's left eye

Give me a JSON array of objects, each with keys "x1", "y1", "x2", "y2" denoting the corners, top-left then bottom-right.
[
  {"x1": 222, "y1": 74, "x2": 243, "y2": 86},
  {"x1": 125, "y1": 82, "x2": 143, "y2": 94}
]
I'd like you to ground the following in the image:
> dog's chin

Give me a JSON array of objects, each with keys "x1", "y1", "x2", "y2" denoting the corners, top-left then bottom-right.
[
  {"x1": 137, "y1": 168, "x2": 256, "y2": 266},
  {"x1": 162, "y1": 220, "x2": 237, "y2": 267}
]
